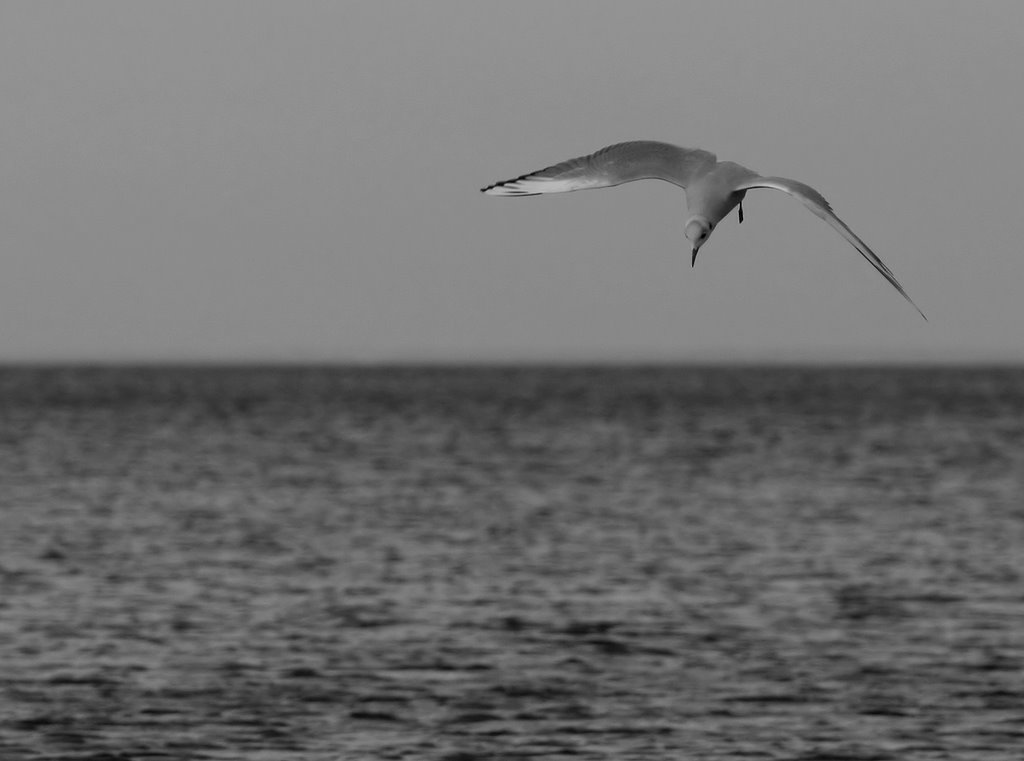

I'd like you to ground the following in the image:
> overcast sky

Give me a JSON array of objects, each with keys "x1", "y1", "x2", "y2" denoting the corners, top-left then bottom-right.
[{"x1": 2, "y1": 1, "x2": 1022, "y2": 362}]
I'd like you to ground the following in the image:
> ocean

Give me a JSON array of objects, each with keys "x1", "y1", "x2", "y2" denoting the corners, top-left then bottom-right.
[{"x1": 0, "y1": 365, "x2": 1022, "y2": 760}]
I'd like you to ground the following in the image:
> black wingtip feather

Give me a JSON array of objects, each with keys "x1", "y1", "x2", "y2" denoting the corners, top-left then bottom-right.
[
  {"x1": 480, "y1": 177, "x2": 542, "y2": 196},
  {"x1": 481, "y1": 167, "x2": 555, "y2": 195}
]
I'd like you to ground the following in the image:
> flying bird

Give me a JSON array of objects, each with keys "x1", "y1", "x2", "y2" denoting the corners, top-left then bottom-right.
[{"x1": 481, "y1": 141, "x2": 926, "y2": 319}]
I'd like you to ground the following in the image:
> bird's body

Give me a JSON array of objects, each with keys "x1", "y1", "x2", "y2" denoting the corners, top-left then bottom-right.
[
  {"x1": 481, "y1": 141, "x2": 925, "y2": 319},
  {"x1": 684, "y1": 161, "x2": 753, "y2": 226}
]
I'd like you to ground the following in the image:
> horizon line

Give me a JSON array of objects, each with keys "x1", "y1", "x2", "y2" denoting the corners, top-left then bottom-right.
[{"x1": 1, "y1": 356, "x2": 1023, "y2": 369}]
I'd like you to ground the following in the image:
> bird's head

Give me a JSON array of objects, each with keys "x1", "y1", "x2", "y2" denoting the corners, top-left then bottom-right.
[{"x1": 684, "y1": 216, "x2": 713, "y2": 266}]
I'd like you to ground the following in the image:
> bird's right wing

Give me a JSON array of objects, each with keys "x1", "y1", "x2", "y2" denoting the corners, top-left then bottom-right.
[{"x1": 481, "y1": 141, "x2": 716, "y2": 196}]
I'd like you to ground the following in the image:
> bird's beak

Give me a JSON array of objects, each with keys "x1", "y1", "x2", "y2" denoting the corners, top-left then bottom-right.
[{"x1": 691, "y1": 248, "x2": 698, "y2": 267}]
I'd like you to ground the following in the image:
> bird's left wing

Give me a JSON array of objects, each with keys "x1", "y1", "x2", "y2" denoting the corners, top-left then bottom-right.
[
  {"x1": 481, "y1": 141, "x2": 716, "y2": 196},
  {"x1": 735, "y1": 176, "x2": 927, "y2": 320}
]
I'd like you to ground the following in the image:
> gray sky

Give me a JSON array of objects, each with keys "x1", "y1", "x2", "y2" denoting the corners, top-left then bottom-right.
[{"x1": 2, "y1": 1, "x2": 1022, "y2": 362}]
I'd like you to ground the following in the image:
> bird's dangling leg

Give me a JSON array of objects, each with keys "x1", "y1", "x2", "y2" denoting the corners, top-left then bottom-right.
[{"x1": 738, "y1": 202, "x2": 744, "y2": 224}]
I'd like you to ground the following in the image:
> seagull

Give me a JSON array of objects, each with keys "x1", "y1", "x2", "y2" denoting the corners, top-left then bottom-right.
[{"x1": 481, "y1": 140, "x2": 926, "y2": 319}]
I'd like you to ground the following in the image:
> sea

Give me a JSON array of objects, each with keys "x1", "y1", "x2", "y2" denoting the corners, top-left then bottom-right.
[{"x1": 0, "y1": 365, "x2": 1022, "y2": 761}]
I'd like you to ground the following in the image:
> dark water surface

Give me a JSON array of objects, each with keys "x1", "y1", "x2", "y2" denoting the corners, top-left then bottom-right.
[{"x1": 1, "y1": 365, "x2": 1022, "y2": 760}]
